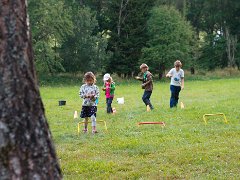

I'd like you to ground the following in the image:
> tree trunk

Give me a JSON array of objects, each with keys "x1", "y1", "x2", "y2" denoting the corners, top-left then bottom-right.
[
  {"x1": 158, "y1": 63, "x2": 165, "y2": 80},
  {"x1": 236, "y1": 62, "x2": 240, "y2": 70},
  {"x1": 225, "y1": 27, "x2": 237, "y2": 67},
  {"x1": 190, "y1": 67, "x2": 195, "y2": 74},
  {"x1": 117, "y1": 0, "x2": 129, "y2": 37},
  {"x1": 117, "y1": 0, "x2": 124, "y2": 36},
  {"x1": 0, "y1": 1, "x2": 62, "y2": 179}
]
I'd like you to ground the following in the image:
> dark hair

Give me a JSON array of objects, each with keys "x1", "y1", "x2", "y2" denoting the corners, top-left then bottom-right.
[{"x1": 83, "y1": 72, "x2": 96, "y2": 83}]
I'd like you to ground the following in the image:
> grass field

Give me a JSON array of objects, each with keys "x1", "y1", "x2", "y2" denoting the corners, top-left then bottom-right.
[{"x1": 40, "y1": 78, "x2": 240, "y2": 179}]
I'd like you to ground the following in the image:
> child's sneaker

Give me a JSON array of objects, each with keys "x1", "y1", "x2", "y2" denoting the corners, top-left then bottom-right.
[
  {"x1": 92, "y1": 130, "x2": 98, "y2": 134},
  {"x1": 83, "y1": 129, "x2": 88, "y2": 133}
]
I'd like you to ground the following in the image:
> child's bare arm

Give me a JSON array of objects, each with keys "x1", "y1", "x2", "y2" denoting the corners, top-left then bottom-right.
[
  {"x1": 135, "y1": 76, "x2": 143, "y2": 81},
  {"x1": 166, "y1": 73, "x2": 172, "y2": 78},
  {"x1": 181, "y1": 78, "x2": 184, "y2": 90}
]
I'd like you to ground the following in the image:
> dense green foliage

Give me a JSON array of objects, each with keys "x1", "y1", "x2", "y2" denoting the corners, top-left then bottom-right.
[
  {"x1": 141, "y1": 6, "x2": 194, "y2": 78},
  {"x1": 60, "y1": 6, "x2": 110, "y2": 73},
  {"x1": 28, "y1": 0, "x2": 240, "y2": 75},
  {"x1": 41, "y1": 78, "x2": 240, "y2": 179},
  {"x1": 187, "y1": 0, "x2": 240, "y2": 70},
  {"x1": 103, "y1": 0, "x2": 155, "y2": 76},
  {"x1": 28, "y1": 0, "x2": 73, "y2": 73}
]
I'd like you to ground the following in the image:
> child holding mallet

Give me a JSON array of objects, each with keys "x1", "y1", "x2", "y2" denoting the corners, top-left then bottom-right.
[
  {"x1": 166, "y1": 60, "x2": 184, "y2": 108},
  {"x1": 79, "y1": 72, "x2": 100, "y2": 133},
  {"x1": 135, "y1": 63, "x2": 154, "y2": 110}
]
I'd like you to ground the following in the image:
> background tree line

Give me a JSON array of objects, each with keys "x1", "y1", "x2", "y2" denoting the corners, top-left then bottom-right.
[{"x1": 28, "y1": 0, "x2": 240, "y2": 78}]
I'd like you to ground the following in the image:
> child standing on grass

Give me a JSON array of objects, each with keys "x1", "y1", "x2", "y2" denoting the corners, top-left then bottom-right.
[
  {"x1": 135, "y1": 63, "x2": 154, "y2": 110},
  {"x1": 102, "y1": 73, "x2": 115, "y2": 113},
  {"x1": 166, "y1": 60, "x2": 184, "y2": 108},
  {"x1": 79, "y1": 72, "x2": 100, "y2": 133}
]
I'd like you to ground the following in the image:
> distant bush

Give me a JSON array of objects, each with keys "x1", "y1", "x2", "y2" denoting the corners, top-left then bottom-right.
[{"x1": 37, "y1": 68, "x2": 240, "y2": 86}]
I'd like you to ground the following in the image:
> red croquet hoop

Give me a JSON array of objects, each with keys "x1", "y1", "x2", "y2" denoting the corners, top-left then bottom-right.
[{"x1": 137, "y1": 122, "x2": 165, "y2": 126}]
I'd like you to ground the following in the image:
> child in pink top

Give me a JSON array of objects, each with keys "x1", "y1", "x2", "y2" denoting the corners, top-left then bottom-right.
[
  {"x1": 102, "y1": 74, "x2": 115, "y2": 113},
  {"x1": 105, "y1": 81, "x2": 111, "y2": 98}
]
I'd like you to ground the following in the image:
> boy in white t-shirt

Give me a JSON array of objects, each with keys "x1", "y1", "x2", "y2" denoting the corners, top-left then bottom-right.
[{"x1": 166, "y1": 60, "x2": 184, "y2": 108}]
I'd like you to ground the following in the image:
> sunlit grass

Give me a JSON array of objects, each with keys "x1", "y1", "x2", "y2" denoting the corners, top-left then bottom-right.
[{"x1": 41, "y1": 78, "x2": 240, "y2": 179}]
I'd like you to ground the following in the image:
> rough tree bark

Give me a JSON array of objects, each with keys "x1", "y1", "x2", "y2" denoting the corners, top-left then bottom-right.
[{"x1": 0, "y1": 1, "x2": 62, "y2": 179}]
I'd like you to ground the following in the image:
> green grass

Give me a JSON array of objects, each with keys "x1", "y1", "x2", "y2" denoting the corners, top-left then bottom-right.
[{"x1": 40, "y1": 78, "x2": 240, "y2": 179}]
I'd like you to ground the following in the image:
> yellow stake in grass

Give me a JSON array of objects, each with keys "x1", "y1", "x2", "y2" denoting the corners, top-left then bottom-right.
[
  {"x1": 203, "y1": 113, "x2": 228, "y2": 124},
  {"x1": 146, "y1": 105, "x2": 151, "y2": 112}
]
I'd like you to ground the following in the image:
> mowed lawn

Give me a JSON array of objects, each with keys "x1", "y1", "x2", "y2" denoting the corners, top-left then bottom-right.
[{"x1": 40, "y1": 78, "x2": 240, "y2": 179}]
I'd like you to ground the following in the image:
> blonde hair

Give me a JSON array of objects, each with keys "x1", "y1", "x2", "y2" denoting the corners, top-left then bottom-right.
[
  {"x1": 83, "y1": 72, "x2": 96, "y2": 83},
  {"x1": 107, "y1": 76, "x2": 113, "y2": 83},
  {"x1": 174, "y1": 60, "x2": 182, "y2": 67},
  {"x1": 140, "y1": 63, "x2": 149, "y2": 70}
]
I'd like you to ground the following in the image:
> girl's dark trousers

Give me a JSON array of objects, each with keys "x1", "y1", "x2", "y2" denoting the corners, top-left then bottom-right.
[{"x1": 106, "y1": 97, "x2": 113, "y2": 113}]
